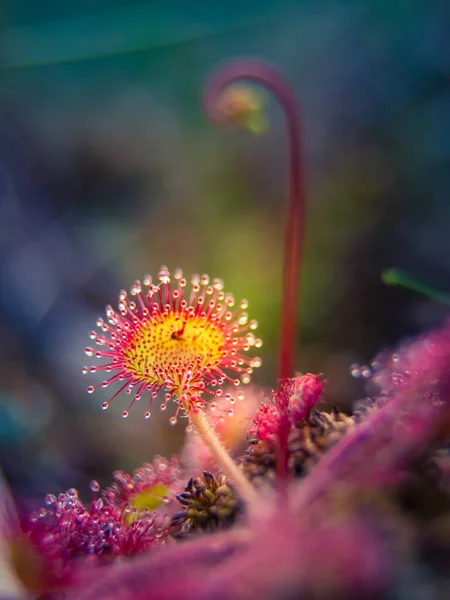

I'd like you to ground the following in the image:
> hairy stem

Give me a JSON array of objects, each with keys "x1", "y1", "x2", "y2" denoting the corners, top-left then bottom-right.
[
  {"x1": 204, "y1": 59, "x2": 305, "y2": 381},
  {"x1": 189, "y1": 408, "x2": 258, "y2": 506}
]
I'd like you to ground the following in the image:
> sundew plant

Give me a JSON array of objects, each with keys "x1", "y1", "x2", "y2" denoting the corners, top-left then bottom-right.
[{"x1": 3, "y1": 59, "x2": 450, "y2": 600}]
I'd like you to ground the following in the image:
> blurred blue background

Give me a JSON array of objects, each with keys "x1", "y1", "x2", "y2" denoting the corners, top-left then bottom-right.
[{"x1": 1, "y1": 0, "x2": 450, "y2": 505}]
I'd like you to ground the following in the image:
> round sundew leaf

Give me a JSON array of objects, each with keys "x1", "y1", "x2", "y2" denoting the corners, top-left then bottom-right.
[
  {"x1": 129, "y1": 485, "x2": 169, "y2": 514},
  {"x1": 85, "y1": 266, "x2": 261, "y2": 418}
]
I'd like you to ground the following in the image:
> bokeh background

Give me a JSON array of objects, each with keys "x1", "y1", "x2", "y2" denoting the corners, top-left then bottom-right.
[{"x1": 1, "y1": 0, "x2": 450, "y2": 507}]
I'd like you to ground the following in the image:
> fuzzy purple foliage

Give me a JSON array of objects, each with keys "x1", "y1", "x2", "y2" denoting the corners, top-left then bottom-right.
[
  {"x1": 61, "y1": 323, "x2": 450, "y2": 600},
  {"x1": 293, "y1": 322, "x2": 450, "y2": 510}
]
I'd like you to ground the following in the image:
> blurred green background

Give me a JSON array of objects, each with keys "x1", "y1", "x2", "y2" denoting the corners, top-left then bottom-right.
[{"x1": 1, "y1": 0, "x2": 450, "y2": 505}]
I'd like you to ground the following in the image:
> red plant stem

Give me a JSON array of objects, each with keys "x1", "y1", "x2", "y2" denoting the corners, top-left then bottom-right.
[{"x1": 203, "y1": 59, "x2": 305, "y2": 381}]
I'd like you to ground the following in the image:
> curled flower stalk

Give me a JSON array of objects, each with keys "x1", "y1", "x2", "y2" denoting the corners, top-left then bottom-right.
[
  {"x1": 13, "y1": 54, "x2": 450, "y2": 600},
  {"x1": 84, "y1": 266, "x2": 261, "y2": 505},
  {"x1": 204, "y1": 59, "x2": 305, "y2": 382}
]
